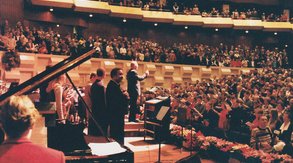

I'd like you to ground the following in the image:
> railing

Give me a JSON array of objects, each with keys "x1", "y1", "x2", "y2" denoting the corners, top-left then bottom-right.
[
  {"x1": 0, "y1": 51, "x2": 254, "y2": 90},
  {"x1": 30, "y1": 0, "x2": 293, "y2": 31}
]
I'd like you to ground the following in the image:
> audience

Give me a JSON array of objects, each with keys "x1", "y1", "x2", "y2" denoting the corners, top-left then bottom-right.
[
  {"x1": 108, "y1": 0, "x2": 291, "y2": 22},
  {"x1": 0, "y1": 95, "x2": 65, "y2": 163},
  {"x1": 0, "y1": 20, "x2": 290, "y2": 69},
  {"x1": 169, "y1": 68, "x2": 292, "y2": 154}
]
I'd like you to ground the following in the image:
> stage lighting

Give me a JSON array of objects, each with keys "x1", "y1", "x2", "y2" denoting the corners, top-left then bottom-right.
[
  {"x1": 89, "y1": 14, "x2": 93, "y2": 18},
  {"x1": 123, "y1": 18, "x2": 127, "y2": 23},
  {"x1": 185, "y1": 26, "x2": 188, "y2": 29},
  {"x1": 215, "y1": 28, "x2": 218, "y2": 32},
  {"x1": 154, "y1": 23, "x2": 158, "y2": 26},
  {"x1": 49, "y1": 8, "x2": 53, "y2": 12}
]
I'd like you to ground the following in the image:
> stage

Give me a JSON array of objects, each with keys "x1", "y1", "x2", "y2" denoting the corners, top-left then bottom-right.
[{"x1": 31, "y1": 117, "x2": 214, "y2": 163}]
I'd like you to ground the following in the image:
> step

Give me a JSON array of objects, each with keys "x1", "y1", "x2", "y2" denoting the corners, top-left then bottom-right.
[
  {"x1": 125, "y1": 128, "x2": 144, "y2": 137},
  {"x1": 125, "y1": 121, "x2": 144, "y2": 130}
]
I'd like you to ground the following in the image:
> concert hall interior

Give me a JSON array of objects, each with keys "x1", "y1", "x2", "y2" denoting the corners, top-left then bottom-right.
[{"x1": 0, "y1": 0, "x2": 293, "y2": 162}]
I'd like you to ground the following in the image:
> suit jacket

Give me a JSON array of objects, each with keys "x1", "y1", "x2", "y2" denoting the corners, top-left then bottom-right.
[
  {"x1": 127, "y1": 69, "x2": 146, "y2": 96},
  {"x1": 106, "y1": 80, "x2": 129, "y2": 116},
  {"x1": 90, "y1": 79, "x2": 107, "y2": 120},
  {"x1": 0, "y1": 137, "x2": 65, "y2": 163}
]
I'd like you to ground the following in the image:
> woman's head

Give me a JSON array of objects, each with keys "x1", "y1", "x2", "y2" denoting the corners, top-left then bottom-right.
[{"x1": 283, "y1": 110, "x2": 292, "y2": 122}]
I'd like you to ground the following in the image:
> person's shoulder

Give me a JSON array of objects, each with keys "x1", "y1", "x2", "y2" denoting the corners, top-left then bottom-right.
[
  {"x1": 0, "y1": 142, "x2": 65, "y2": 162},
  {"x1": 106, "y1": 80, "x2": 115, "y2": 88},
  {"x1": 29, "y1": 143, "x2": 64, "y2": 154},
  {"x1": 30, "y1": 144, "x2": 65, "y2": 161},
  {"x1": 129, "y1": 70, "x2": 137, "y2": 75}
]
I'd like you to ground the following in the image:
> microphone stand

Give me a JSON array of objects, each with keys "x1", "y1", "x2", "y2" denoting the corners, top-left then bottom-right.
[{"x1": 189, "y1": 107, "x2": 194, "y2": 156}]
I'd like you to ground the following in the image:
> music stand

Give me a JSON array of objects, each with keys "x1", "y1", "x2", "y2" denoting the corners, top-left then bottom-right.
[{"x1": 155, "y1": 106, "x2": 170, "y2": 163}]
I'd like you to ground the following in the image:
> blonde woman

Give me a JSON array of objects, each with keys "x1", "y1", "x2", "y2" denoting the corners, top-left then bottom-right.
[{"x1": 46, "y1": 74, "x2": 68, "y2": 124}]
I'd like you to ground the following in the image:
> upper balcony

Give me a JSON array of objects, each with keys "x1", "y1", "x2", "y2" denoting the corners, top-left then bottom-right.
[{"x1": 30, "y1": 0, "x2": 293, "y2": 32}]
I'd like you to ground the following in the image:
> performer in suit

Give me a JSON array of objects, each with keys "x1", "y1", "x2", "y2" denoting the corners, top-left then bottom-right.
[
  {"x1": 84, "y1": 73, "x2": 97, "y2": 116},
  {"x1": 90, "y1": 68, "x2": 108, "y2": 136},
  {"x1": 0, "y1": 95, "x2": 65, "y2": 163},
  {"x1": 127, "y1": 61, "x2": 149, "y2": 122},
  {"x1": 106, "y1": 68, "x2": 129, "y2": 145}
]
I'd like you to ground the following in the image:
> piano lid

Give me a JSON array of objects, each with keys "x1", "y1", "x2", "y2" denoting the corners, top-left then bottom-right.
[{"x1": 0, "y1": 49, "x2": 96, "y2": 104}]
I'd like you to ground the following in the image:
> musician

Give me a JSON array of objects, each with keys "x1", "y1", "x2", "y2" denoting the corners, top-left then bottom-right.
[
  {"x1": 46, "y1": 74, "x2": 68, "y2": 124},
  {"x1": 84, "y1": 73, "x2": 96, "y2": 122},
  {"x1": 90, "y1": 68, "x2": 108, "y2": 136},
  {"x1": 106, "y1": 68, "x2": 129, "y2": 144},
  {"x1": 0, "y1": 95, "x2": 65, "y2": 163},
  {"x1": 127, "y1": 61, "x2": 148, "y2": 122}
]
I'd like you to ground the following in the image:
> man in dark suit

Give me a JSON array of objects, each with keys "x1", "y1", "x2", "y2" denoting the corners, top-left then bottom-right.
[
  {"x1": 127, "y1": 61, "x2": 149, "y2": 122},
  {"x1": 0, "y1": 95, "x2": 65, "y2": 163},
  {"x1": 90, "y1": 68, "x2": 108, "y2": 136},
  {"x1": 106, "y1": 68, "x2": 129, "y2": 145}
]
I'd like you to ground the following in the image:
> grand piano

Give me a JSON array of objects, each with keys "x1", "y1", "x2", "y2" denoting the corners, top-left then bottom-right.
[{"x1": 0, "y1": 49, "x2": 134, "y2": 163}]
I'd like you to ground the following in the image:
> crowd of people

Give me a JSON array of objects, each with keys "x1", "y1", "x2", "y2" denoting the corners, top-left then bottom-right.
[
  {"x1": 171, "y1": 4, "x2": 290, "y2": 22},
  {"x1": 169, "y1": 68, "x2": 293, "y2": 155},
  {"x1": 108, "y1": 0, "x2": 291, "y2": 22},
  {"x1": 0, "y1": 20, "x2": 290, "y2": 69}
]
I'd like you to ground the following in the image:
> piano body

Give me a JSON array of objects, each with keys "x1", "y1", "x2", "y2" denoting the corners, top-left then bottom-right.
[{"x1": 0, "y1": 49, "x2": 134, "y2": 162}]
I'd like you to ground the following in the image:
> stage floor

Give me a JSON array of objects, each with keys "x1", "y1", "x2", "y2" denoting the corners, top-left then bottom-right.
[
  {"x1": 125, "y1": 137, "x2": 215, "y2": 163},
  {"x1": 31, "y1": 117, "x2": 215, "y2": 163}
]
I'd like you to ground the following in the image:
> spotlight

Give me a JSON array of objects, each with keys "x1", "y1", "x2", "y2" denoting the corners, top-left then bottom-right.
[
  {"x1": 285, "y1": 44, "x2": 288, "y2": 48},
  {"x1": 89, "y1": 14, "x2": 93, "y2": 18},
  {"x1": 123, "y1": 18, "x2": 127, "y2": 23},
  {"x1": 245, "y1": 30, "x2": 249, "y2": 34},
  {"x1": 215, "y1": 28, "x2": 218, "y2": 32},
  {"x1": 49, "y1": 8, "x2": 53, "y2": 12},
  {"x1": 185, "y1": 26, "x2": 188, "y2": 29},
  {"x1": 56, "y1": 24, "x2": 60, "y2": 27},
  {"x1": 274, "y1": 32, "x2": 278, "y2": 35},
  {"x1": 154, "y1": 23, "x2": 158, "y2": 26}
]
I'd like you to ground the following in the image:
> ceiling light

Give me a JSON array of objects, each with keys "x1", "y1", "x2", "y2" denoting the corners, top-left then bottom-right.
[
  {"x1": 274, "y1": 32, "x2": 277, "y2": 35},
  {"x1": 123, "y1": 18, "x2": 127, "y2": 23},
  {"x1": 245, "y1": 30, "x2": 249, "y2": 34},
  {"x1": 154, "y1": 23, "x2": 158, "y2": 26},
  {"x1": 49, "y1": 8, "x2": 53, "y2": 12},
  {"x1": 89, "y1": 14, "x2": 93, "y2": 18},
  {"x1": 215, "y1": 28, "x2": 218, "y2": 32},
  {"x1": 185, "y1": 26, "x2": 188, "y2": 29},
  {"x1": 56, "y1": 24, "x2": 60, "y2": 27}
]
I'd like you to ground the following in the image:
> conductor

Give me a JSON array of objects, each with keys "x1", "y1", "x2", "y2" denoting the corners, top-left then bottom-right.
[{"x1": 127, "y1": 61, "x2": 149, "y2": 122}]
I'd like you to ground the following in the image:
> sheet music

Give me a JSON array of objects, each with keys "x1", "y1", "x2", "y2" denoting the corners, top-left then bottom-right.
[
  {"x1": 156, "y1": 106, "x2": 169, "y2": 121},
  {"x1": 88, "y1": 142, "x2": 127, "y2": 156}
]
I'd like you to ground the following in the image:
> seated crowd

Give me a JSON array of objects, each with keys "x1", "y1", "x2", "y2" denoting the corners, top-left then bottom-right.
[
  {"x1": 169, "y1": 68, "x2": 293, "y2": 155},
  {"x1": 108, "y1": 0, "x2": 291, "y2": 22},
  {"x1": 0, "y1": 20, "x2": 289, "y2": 68}
]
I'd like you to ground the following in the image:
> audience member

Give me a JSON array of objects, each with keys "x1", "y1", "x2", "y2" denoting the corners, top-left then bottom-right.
[
  {"x1": 0, "y1": 95, "x2": 65, "y2": 163},
  {"x1": 250, "y1": 115, "x2": 277, "y2": 153}
]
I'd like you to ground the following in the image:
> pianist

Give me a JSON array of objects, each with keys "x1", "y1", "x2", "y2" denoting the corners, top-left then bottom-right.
[{"x1": 0, "y1": 95, "x2": 65, "y2": 163}]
